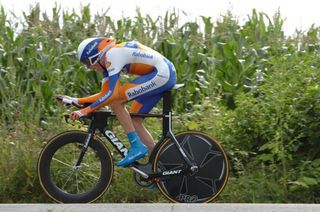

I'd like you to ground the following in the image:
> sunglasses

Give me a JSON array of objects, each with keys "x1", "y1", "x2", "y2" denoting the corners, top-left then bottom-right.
[{"x1": 82, "y1": 51, "x2": 100, "y2": 66}]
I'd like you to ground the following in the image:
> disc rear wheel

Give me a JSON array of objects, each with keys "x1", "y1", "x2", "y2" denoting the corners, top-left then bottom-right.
[{"x1": 153, "y1": 131, "x2": 229, "y2": 203}]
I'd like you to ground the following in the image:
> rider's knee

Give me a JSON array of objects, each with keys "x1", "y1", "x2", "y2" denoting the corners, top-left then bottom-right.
[
  {"x1": 109, "y1": 99, "x2": 124, "y2": 111},
  {"x1": 109, "y1": 102, "x2": 117, "y2": 111}
]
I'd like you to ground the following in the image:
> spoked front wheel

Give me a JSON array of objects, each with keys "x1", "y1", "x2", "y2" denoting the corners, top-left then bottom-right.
[
  {"x1": 38, "y1": 131, "x2": 114, "y2": 203},
  {"x1": 153, "y1": 131, "x2": 229, "y2": 203}
]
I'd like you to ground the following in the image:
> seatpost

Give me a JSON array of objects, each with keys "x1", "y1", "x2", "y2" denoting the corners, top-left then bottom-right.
[{"x1": 162, "y1": 90, "x2": 172, "y2": 138}]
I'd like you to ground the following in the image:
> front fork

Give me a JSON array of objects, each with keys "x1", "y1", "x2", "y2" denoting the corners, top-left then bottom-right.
[{"x1": 74, "y1": 120, "x2": 95, "y2": 168}]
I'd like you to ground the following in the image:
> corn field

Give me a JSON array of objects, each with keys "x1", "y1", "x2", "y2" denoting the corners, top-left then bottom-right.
[{"x1": 0, "y1": 4, "x2": 319, "y2": 203}]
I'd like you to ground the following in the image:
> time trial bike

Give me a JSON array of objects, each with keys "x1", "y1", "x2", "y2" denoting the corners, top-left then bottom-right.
[{"x1": 37, "y1": 84, "x2": 229, "y2": 203}]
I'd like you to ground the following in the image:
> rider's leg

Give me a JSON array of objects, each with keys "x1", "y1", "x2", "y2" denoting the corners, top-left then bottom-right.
[
  {"x1": 110, "y1": 99, "x2": 154, "y2": 152},
  {"x1": 110, "y1": 99, "x2": 147, "y2": 167},
  {"x1": 115, "y1": 61, "x2": 176, "y2": 166},
  {"x1": 109, "y1": 99, "x2": 135, "y2": 133},
  {"x1": 128, "y1": 95, "x2": 163, "y2": 153},
  {"x1": 131, "y1": 116, "x2": 155, "y2": 153}
]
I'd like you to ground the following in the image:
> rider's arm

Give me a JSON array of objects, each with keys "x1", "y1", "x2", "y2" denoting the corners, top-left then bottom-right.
[
  {"x1": 76, "y1": 48, "x2": 123, "y2": 116},
  {"x1": 85, "y1": 73, "x2": 120, "y2": 113},
  {"x1": 77, "y1": 72, "x2": 110, "y2": 105}
]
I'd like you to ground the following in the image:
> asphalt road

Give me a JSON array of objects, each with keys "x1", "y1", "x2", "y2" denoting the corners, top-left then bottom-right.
[{"x1": 0, "y1": 204, "x2": 319, "y2": 212}]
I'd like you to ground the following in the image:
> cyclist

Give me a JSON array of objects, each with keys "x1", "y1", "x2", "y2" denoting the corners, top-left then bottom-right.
[{"x1": 58, "y1": 37, "x2": 176, "y2": 167}]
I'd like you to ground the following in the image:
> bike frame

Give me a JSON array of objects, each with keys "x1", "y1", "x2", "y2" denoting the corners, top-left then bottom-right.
[{"x1": 74, "y1": 87, "x2": 197, "y2": 180}]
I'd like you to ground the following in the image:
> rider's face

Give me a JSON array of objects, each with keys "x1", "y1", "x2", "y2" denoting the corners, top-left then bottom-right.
[
  {"x1": 93, "y1": 63, "x2": 104, "y2": 73},
  {"x1": 83, "y1": 63, "x2": 103, "y2": 73}
]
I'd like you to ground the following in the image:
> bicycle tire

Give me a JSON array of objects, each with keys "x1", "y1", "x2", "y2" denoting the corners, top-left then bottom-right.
[
  {"x1": 38, "y1": 130, "x2": 114, "y2": 203},
  {"x1": 153, "y1": 131, "x2": 229, "y2": 203}
]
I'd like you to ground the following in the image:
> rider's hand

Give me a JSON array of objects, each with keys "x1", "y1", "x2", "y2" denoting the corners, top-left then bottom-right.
[
  {"x1": 70, "y1": 107, "x2": 91, "y2": 121},
  {"x1": 55, "y1": 95, "x2": 78, "y2": 107}
]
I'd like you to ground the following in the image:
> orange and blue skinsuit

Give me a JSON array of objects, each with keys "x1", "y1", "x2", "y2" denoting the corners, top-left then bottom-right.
[{"x1": 77, "y1": 41, "x2": 176, "y2": 115}]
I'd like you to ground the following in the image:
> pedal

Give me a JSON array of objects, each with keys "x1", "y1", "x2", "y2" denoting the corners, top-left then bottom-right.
[
  {"x1": 132, "y1": 162, "x2": 153, "y2": 175},
  {"x1": 132, "y1": 163, "x2": 156, "y2": 189}
]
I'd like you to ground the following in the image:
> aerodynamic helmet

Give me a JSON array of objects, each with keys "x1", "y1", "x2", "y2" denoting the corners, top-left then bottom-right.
[{"x1": 77, "y1": 37, "x2": 116, "y2": 65}]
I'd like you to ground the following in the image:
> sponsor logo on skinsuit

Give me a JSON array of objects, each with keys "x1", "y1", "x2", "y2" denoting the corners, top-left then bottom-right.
[
  {"x1": 132, "y1": 51, "x2": 153, "y2": 59},
  {"x1": 127, "y1": 81, "x2": 157, "y2": 98}
]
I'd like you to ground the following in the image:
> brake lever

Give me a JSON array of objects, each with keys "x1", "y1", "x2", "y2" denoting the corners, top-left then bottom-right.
[
  {"x1": 64, "y1": 114, "x2": 70, "y2": 123},
  {"x1": 72, "y1": 102, "x2": 84, "y2": 109},
  {"x1": 64, "y1": 114, "x2": 90, "y2": 124}
]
